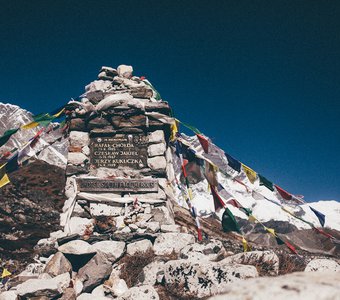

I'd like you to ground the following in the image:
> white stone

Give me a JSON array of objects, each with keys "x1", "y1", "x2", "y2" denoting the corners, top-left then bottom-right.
[
  {"x1": 77, "y1": 293, "x2": 110, "y2": 300},
  {"x1": 117, "y1": 64, "x2": 133, "y2": 78},
  {"x1": 120, "y1": 226, "x2": 131, "y2": 233},
  {"x1": 129, "y1": 224, "x2": 139, "y2": 232},
  {"x1": 85, "y1": 80, "x2": 112, "y2": 92},
  {"x1": 222, "y1": 250, "x2": 280, "y2": 276},
  {"x1": 58, "y1": 240, "x2": 95, "y2": 255},
  {"x1": 180, "y1": 240, "x2": 226, "y2": 262},
  {"x1": 116, "y1": 285, "x2": 159, "y2": 300},
  {"x1": 148, "y1": 142, "x2": 166, "y2": 157},
  {"x1": 160, "y1": 224, "x2": 181, "y2": 233},
  {"x1": 69, "y1": 131, "x2": 90, "y2": 147},
  {"x1": 91, "y1": 284, "x2": 106, "y2": 297},
  {"x1": 140, "y1": 260, "x2": 165, "y2": 285},
  {"x1": 148, "y1": 130, "x2": 165, "y2": 144},
  {"x1": 147, "y1": 156, "x2": 166, "y2": 172},
  {"x1": 164, "y1": 260, "x2": 258, "y2": 298},
  {"x1": 96, "y1": 93, "x2": 133, "y2": 111},
  {"x1": 208, "y1": 271, "x2": 340, "y2": 300},
  {"x1": 66, "y1": 217, "x2": 94, "y2": 235},
  {"x1": 305, "y1": 258, "x2": 340, "y2": 272},
  {"x1": 16, "y1": 273, "x2": 70, "y2": 298},
  {"x1": 67, "y1": 152, "x2": 88, "y2": 166},
  {"x1": 90, "y1": 203, "x2": 123, "y2": 217},
  {"x1": 151, "y1": 206, "x2": 174, "y2": 225},
  {"x1": 103, "y1": 270, "x2": 128, "y2": 297},
  {"x1": 82, "y1": 146, "x2": 90, "y2": 156},
  {"x1": 0, "y1": 291, "x2": 17, "y2": 300},
  {"x1": 90, "y1": 241, "x2": 125, "y2": 262},
  {"x1": 146, "y1": 222, "x2": 160, "y2": 233},
  {"x1": 153, "y1": 233, "x2": 195, "y2": 256},
  {"x1": 127, "y1": 239, "x2": 153, "y2": 256}
]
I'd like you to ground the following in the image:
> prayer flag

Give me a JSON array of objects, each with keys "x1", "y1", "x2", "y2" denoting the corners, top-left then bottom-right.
[
  {"x1": 259, "y1": 174, "x2": 274, "y2": 191},
  {"x1": 0, "y1": 171, "x2": 10, "y2": 188},
  {"x1": 0, "y1": 128, "x2": 19, "y2": 147},
  {"x1": 309, "y1": 206, "x2": 325, "y2": 227},
  {"x1": 224, "y1": 152, "x2": 241, "y2": 172},
  {"x1": 196, "y1": 134, "x2": 209, "y2": 153},
  {"x1": 248, "y1": 215, "x2": 257, "y2": 223},
  {"x1": 170, "y1": 121, "x2": 179, "y2": 141},
  {"x1": 222, "y1": 207, "x2": 240, "y2": 233},
  {"x1": 204, "y1": 161, "x2": 218, "y2": 187},
  {"x1": 210, "y1": 185, "x2": 225, "y2": 212},
  {"x1": 242, "y1": 237, "x2": 252, "y2": 252},
  {"x1": 1, "y1": 268, "x2": 11, "y2": 278},
  {"x1": 274, "y1": 185, "x2": 292, "y2": 200},
  {"x1": 242, "y1": 164, "x2": 257, "y2": 184}
]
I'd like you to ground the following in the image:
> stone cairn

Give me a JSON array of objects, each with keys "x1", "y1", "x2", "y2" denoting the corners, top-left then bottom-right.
[{"x1": 2, "y1": 65, "x2": 339, "y2": 300}]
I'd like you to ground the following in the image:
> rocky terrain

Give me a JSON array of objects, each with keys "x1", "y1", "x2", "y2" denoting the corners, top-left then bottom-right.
[{"x1": 0, "y1": 65, "x2": 340, "y2": 300}]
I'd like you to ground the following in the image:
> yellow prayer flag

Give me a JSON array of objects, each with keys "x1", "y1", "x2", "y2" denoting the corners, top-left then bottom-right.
[
  {"x1": 242, "y1": 163, "x2": 257, "y2": 184},
  {"x1": 1, "y1": 268, "x2": 11, "y2": 278},
  {"x1": 248, "y1": 215, "x2": 257, "y2": 223},
  {"x1": 21, "y1": 122, "x2": 39, "y2": 130},
  {"x1": 242, "y1": 237, "x2": 252, "y2": 252},
  {"x1": 53, "y1": 108, "x2": 65, "y2": 118},
  {"x1": 188, "y1": 188, "x2": 193, "y2": 200},
  {"x1": 170, "y1": 121, "x2": 179, "y2": 141},
  {"x1": 265, "y1": 227, "x2": 277, "y2": 237},
  {"x1": 0, "y1": 173, "x2": 10, "y2": 188}
]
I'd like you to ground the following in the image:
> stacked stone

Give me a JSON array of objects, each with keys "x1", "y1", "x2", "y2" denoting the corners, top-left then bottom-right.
[{"x1": 61, "y1": 64, "x2": 176, "y2": 238}]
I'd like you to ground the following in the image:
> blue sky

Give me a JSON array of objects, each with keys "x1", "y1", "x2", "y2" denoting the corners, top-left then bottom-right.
[{"x1": 0, "y1": 1, "x2": 339, "y2": 201}]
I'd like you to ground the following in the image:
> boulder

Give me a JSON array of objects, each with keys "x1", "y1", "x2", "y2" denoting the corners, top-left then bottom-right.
[
  {"x1": 77, "y1": 252, "x2": 113, "y2": 292},
  {"x1": 96, "y1": 93, "x2": 133, "y2": 111},
  {"x1": 67, "y1": 153, "x2": 88, "y2": 166},
  {"x1": 69, "y1": 131, "x2": 90, "y2": 147},
  {"x1": 139, "y1": 260, "x2": 165, "y2": 285},
  {"x1": 16, "y1": 272, "x2": 70, "y2": 299},
  {"x1": 0, "y1": 291, "x2": 17, "y2": 300},
  {"x1": 146, "y1": 222, "x2": 160, "y2": 233},
  {"x1": 208, "y1": 271, "x2": 340, "y2": 300},
  {"x1": 147, "y1": 156, "x2": 166, "y2": 172},
  {"x1": 90, "y1": 203, "x2": 123, "y2": 217},
  {"x1": 148, "y1": 130, "x2": 165, "y2": 144},
  {"x1": 305, "y1": 258, "x2": 340, "y2": 272},
  {"x1": 66, "y1": 217, "x2": 94, "y2": 235},
  {"x1": 103, "y1": 270, "x2": 129, "y2": 297},
  {"x1": 59, "y1": 288, "x2": 77, "y2": 300},
  {"x1": 153, "y1": 233, "x2": 195, "y2": 256},
  {"x1": 151, "y1": 206, "x2": 174, "y2": 225},
  {"x1": 160, "y1": 224, "x2": 181, "y2": 233},
  {"x1": 85, "y1": 80, "x2": 112, "y2": 93},
  {"x1": 126, "y1": 239, "x2": 153, "y2": 256},
  {"x1": 90, "y1": 241, "x2": 126, "y2": 262},
  {"x1": 44, "y1": 252, "x2": 72, "y2": 277},
  {"x1": 117, "y1": 65, "x2": 133, "y2": 78},
  {"x1": 180, "y1": 240, "x2": 226, "y2": 262},
  {"x1": 147, "y1": 143, "x2": 166, "y2": 157},
  {"x1": 116, "y1": 285, "x2": 159, "y2": 300},
  {"x1": 164, "y1": 259, "x2": 258, "y2": 298},
  {"x1": 77, "y1": 293, "x2": 110, "y2": 300},
  {"x1": 58, "y1": 240, "x2": 95, "y2": 256},
  {"x1": 222, "y1": 250, "x2": 280, "y2": 276}
]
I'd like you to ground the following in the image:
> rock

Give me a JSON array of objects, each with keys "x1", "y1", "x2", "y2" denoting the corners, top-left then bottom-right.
[
  {"x1": 151, "y1": 206, "x2": 174, "y2": 225},
  {"x1": 90, "y1": 241, "x2": 126, "y2": 262},
  {"x1": 180, "y1": 240, "x2": 226, "y2": 262},
  {"x1": 44, "y1": 252, "x2": 72, "y2": 277},
  {"x1": 111, "y1": 114, "x2": 146, "y2": 128},
  {"x1": 127, "y1": 239, "x2": 153, "y2": 256},
  {"x1": 208, "y1": 271, "x2": 340, "y2": 300},
  {"x1": 77, "y1": 252, "x2": 112, "y2": 292},
  {"x1": 305, "y1": 258, "x2": 340, "y2": 272},
  {"x1": 85, "y1": 80, "x2": 112, "y2": 93},
  {"x1": 160, "y1": 224, "x2": 181, "y2": 233},
  {"x1": 117, "y1": 65, "x2": 133, "y2": 78},
  {"x1": 116, "y1": 285, "x2": 159, "y2": 300},
  {"x1": 139, "y1": 260, "x2": 165, "y2": 285},
  {"x1": 153, "y1": 233, "x2": 195, "y2": 256},
  {"x1": 82, "y1": 146, "x2": 90, "y2": 156},
  {"x1": 16, "y1": 272, "x2": 71, "y2": 299},
  {"x1": 91, "y1": 284, "x2": 106, "y2": 297},
  {"x1": 96, "y1": 93, "x2": 133, "y2": 111},
  {"x1": 59, "y1": 288, "x2": 77, "y2": 300},
  {"x1": 103, "y1": 270, "x2": 128, "y2": 297},
  {"x1": 129, "y1": 224, "x2": 139, "y2": 232},
  {"x1": 88, "y1": 117, "x2": 111, "y2": 129},
  {"x1": 69, "y1": 118, "x2": 87, "y2": 131},
  {"x1": 222, "y1": 250, "x2": 280, "y2": 276},
  {"x1": 67, "y1": 152, "x2": 88, "y2": 166},
  {"x1": 77, "y1": 293, "x2": 110, "y2": 300},
  {"x1": 164, "y1": 259, "x2": 258, "y2": 298},
  {"x1": 69, "y1": 131, "x2": 90, "y2": 147},
  {"x1": 58, "y1": 240, "x2": 95, "y2": 256},
  {"x1": 90, "y1": 203, "x2": 123, "y2": 217},
  {"x1": 0, "y1": 291, "x2": 17, "y2": 300},
  {"x1": 146, "y1": 222, "x2": 160, "y2": 233},
  {"x1": 147, "y1": 156, "x2": 166, "y2": 172},
  {"x1": 147, "y1": 142, "x2": 166, "y2": 157},
  {"x1": 66, "y1": 217, "x2": 94, "y2": 235},
  {"x1": 148, "y1": 130, "x2": 165, "y2": 144},
  {"x1": 120, "y1": 226, "x2": 131, "y2": 234}
]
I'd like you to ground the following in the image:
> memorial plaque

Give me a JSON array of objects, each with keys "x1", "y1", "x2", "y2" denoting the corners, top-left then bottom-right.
[
  {"x1": 76, "y1": 178, "x2": 158, "y2": 192},
  {"x1": 90, "y1": 134, "x2": 148, "y2": 169}
]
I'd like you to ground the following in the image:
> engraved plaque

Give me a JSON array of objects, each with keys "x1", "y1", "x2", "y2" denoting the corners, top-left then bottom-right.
[
  {"x1": 90, "y1": 134, "x2": 148, "y2": 169},
  {"x1": 76, "y1": 178, "x2": 158, "y2": 192}
]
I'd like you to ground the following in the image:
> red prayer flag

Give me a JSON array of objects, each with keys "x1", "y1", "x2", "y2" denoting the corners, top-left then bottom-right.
[
  {"x1": 197, "y1": 134, "x2": 209, "y2": 153},
  {"x1": 275, "y1": 185, "x2": 292, "y2": 200},
  {"x1": 227, "y1": 199, "x2": 242, "y2": 209},
  {"x1": 210, "y1": 185, "x2": 225, "y2": 212}
]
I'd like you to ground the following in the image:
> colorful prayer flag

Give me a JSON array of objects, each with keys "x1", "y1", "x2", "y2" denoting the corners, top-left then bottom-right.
[
  {"x1": 1, "y1": 268, "x2": 11, "y2": 278},
  {"x1": 274, "y1": 185, "x2": 292, "y2": 200},
  {"x1": 259, "y1": 174, "x2": 274, "y2": 191},
  {"x1": 224, "y1": 152, "x2": 241, "y2": 172},
  {"x1": 210, "y1": 185, "x2": 225, "y2": 212},
  {"x1": 0, "y1": 128, "x2": 19, "y2": 147},
  {"x1": 242, "y1": 237, "x2": 252, "y2": 252},
  {"x1": 222, "y1": 207, "x2": 240, "y2": 233},
  {"x1": 309, "y1": 206, "x2": 325, "y2": 227},
  {"x1": 197, "y1": 134, "x2": 209, "y2": 153},
  {"x1": 242, "y1": 163, "x2": 257, "y2": 184}
]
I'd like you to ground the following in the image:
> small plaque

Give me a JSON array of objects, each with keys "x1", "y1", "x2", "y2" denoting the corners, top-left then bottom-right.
[
  {"x1": 90, "y1": 134, "x2": 148, "y2": 169},
  {"x1": 77, "y1": 178, "x2": 159, "y2": 192}
]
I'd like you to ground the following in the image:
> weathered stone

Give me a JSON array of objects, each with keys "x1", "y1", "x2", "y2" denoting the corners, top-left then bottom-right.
[
  {"x1": 69, "y1": 118, "x2": 87, "y2": 131},
  {"x1": 127, "y1": 239, "x2": 153, "y2": 256},
  {"x1": 100, "y1": 66, "x2": 118, "y2": 77},
  {"x1": 59, "y1": 288, "x2": 76, "y2": 300},
  {"x1": 164, "y1": 260, "x2": 258, "y2": 298},
  {"x1": 129, "y1": 224, "x2": 139, "y2": 232},
  {"x1": 208, "y1": 271, "x2": 340, "y2": 300},
  {"x1": 91, "y1": 284, "x2": 106, "y2": 297},
  {"x1": 88, "y1": 117, "x2": 110, "y2": 129},
  {"x1": 44, "y1": 252, "x2": 72, "y2": 277},
  {"x1": 58, "y1": 240, "x2": 95, "y2": 256},
  {"x1": 90, "y1": 203, "x2": 123, "y2": 217},
  {"x1": 103, "y1": 269, "x2": 129, "y2": 297},
  {"x1": 117, "y1": 64, "x2": 133, "y2": 78},
  {"x1": 147, "y1": 156, "x2": 166, "y2": 172},
  {"x1": 90, "y1": 241, "x2": 125, "y2": 262},
  {"x1": 69, "y1": 131, "x2": 90, "y2": 147},
  {"x1": 77, "y1": 293, "x2": 110, "y2": 300},
  {"x1": 151, "y1": 206, "x2": 174, "y2": 225},
  {"x1": 67, "y1": 152, "x2": 88, "y2": 166},
  {"x1": 180, "y1": 240, "x2": 226, "y2": 262},
  {"x1": 146, "y1": 222, "x2": 160, "y2": 233},
  {"x1": 305, "y1": 258, "x2": 340, "y2": 272},
  {"x1": 116, "y1": 285, "x2": 159, "y2": 300},
  {"x1": 153, "y1": 233, "x2": 195, "y2": 256},
  {"x1": 82, "y1": 146, "x2": 90, "y2": 156},
  {"x1": 16, "y1": 273, "x2": 71, "y2": 299},
  {"x1": 0, "y1": 291, "x2": 17, "y2": 300},
  {"x1": 148, "y1": 130, "x2": 165, "y2": 144},
  {"x1": 129, "y1": 87, "x2": 153, "y2": 98},
  {"x1": 160, "y1": 224, "x2": 181, "y2": 233},
  {"x1": 78, "y1": 252, "x2": 113, "y2": 292},
  {"x1": 139, "y1": 260, "x2": 165, "y2": 285},
  {"x1": 66, "y1": 164, "x2": 89, "y2": 176},
  {"x1": 148, "y1": 142, "x2": 166, "y2": 157},
  {"x1": 145, "y1": 102, "x2": 171, "y2": 114},
  {"x1": 222, "y1": 250, "x2": 280, "y2": 276},
  {"x1": 111, "y1": 114, "x2": 146, "y2": 128},
  {"x1": 96, "y1": 93, "x2": 133, "y2": 111},
  {"x1": 66, "y1": 217, "x2": 94, "y2": 235},
  {"x1": 85, "y1": 80, "x2": 112, "y2": 93}
]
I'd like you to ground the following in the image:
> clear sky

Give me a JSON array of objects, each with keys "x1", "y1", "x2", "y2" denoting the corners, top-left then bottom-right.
[{"x1": 0, "y1": 1, "x2": 339, "y2": 201}]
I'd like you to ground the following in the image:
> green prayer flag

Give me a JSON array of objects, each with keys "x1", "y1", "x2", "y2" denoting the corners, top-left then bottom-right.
[
  {"x1": 259, "y1": 174, "x2": 274, "y2": 191},
  {"x1": 222, "y1": 207, "x2": 240, "y2": 233},
  {"x1": 0, "y1": 128, "x2": 19, "y2": 147}
]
